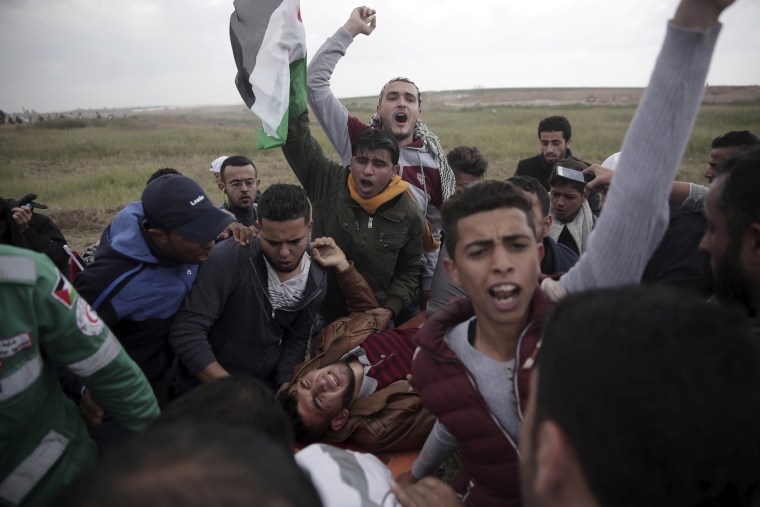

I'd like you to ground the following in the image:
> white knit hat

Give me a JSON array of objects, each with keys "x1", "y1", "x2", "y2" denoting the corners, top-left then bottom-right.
[
  {"x1": 602, "y1": 152, "x2": 621, "y2": 171},
  {"x1": 209, "y1": 155, "x2": 228, "y2": 173}
]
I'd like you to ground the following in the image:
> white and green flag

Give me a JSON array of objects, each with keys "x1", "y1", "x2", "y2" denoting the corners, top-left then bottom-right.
[{"x1": 230, "y1": 0, "x2": 307, "y2": 149}]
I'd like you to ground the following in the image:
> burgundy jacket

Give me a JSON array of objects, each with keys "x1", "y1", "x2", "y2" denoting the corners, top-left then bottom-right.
[{"x1": 413, "y1": 287, "x2": 549, "y2": 507}]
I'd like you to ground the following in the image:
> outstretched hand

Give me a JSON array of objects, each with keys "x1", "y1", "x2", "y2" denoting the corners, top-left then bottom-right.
[
  {"x1": 311, "y1": 237, "x2": 350, "y2": 273},
  {"x1": 219, "y1": 222, "x2": 254, "y2": 246},
  {"x1": 583, "y1": 164, "x2": 615, "y2": 192},
  {"x1": 343, "y1": 6, "x2": 377, "y2": 38},
  {"x1": 10, "y1": 206, "x2": 32, "y2": 232}
]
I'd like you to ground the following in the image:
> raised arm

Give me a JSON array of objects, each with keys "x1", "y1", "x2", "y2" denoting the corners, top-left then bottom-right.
[
  {"x1": 312, "y1": 236, "x2": 380, "y2": 312},
  {"x1": 550, "y1": 0, "x2": 730, "y2": 297},
  {"x1": 307, "y1": 7, "x2": 376, "y2": 165},
  {"x1": 282, "y1": 111, "x2": 348, "y2": 204}
]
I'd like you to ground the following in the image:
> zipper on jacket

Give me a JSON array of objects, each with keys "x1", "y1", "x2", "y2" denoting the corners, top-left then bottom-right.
[
  {"x1": 463, "y1": 369, "x2": 520, "y2": 456},
  {"x1": 513, "y1": 318, "x2": 541, "y2": 422},
  {"x1": 368, "y1": 217, "x2": 373, "y2": 229}
]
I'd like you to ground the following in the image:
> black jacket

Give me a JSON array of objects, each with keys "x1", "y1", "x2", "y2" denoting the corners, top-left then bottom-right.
[{"x1": 169, "y1": 237, "x2": 326, "y2": 393}]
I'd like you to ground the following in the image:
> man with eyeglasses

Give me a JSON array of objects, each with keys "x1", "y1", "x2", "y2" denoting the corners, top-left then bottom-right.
[{"x1": 220, "y1": 155, "x2": 260, "y2": 227}]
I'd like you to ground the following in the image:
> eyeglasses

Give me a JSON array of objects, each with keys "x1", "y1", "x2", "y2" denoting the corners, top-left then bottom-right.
[{"x1": 227, "y1": 178, "x2": 258, "y2": 189}]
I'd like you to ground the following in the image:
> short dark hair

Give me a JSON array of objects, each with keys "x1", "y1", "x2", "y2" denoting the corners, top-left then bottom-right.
[
  {"x1": 146, "y1": 167, "x2": 181, "y2": 185},
  {"x1": 711, "y1": 130, "x2": 760, "y2": 150},
  {"x1": 535, "y1": 286, "x2": 760, "y2": 507},
  {"x1": 508, "y1": 175, "x2": 550, "y2": 217},
  {"x1": 155, "y1": 376, "x2": 293, "y2": 450},
  {"x1": 220, "y1": 155, "x2": 257, "y2": 180},
  {"x1": 538, "y1": 116, "x2": 572, "y2": 141},
  {"x1": 352, "y1": 128, "x2": 400, "y2": 166},
  {"x1": 277, "y1": 391, "x2": 317, "y2": 442},
  {"x1": 60, "y1": 422, "x2": 322, "y2": 507},
  {"x1": 442, "y1": 180, "x2": 534, "y2": 259},
  {"x1": 717, "y1": 145, "x2": 760, "y2": 243},
  {"x1": 549, "y1": 158, "x2": 589, "y2": 194},
  {"x1": 378, "y1": 77, "x2": 421, "y2": 109},
  {"x1": 257, "y1": 184, "x2": 311, "y2": 223},
  {"x1": 447, "y1": 146, "x2": 488, "y2": 179}
]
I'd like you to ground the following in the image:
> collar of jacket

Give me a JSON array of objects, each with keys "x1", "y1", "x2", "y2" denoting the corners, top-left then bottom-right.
[
  {"x1": 245, "y1": 239, "x2": 326, "y2": 315},
  {"x1": 346, "y1": 174, "x2": 409, "y2": 215},
  {"x1": 415, "y1": 285, "x2": 550, "y2": 362}
]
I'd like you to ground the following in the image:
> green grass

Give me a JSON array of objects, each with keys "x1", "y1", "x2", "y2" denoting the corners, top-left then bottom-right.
[{"x1": 2, "y1": 94, "x2": 759, "y2": 251}]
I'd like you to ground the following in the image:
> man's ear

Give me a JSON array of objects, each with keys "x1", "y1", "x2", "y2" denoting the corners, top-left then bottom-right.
[
  {"x1": 543, "y1": 215, "x2": 552, "y2": 238},
  {"x1": 742, "y1": 223, "x2": 760, "y2": 270},
  {"x1": 147, "y1": 228, "x2": 168, "y2": 246},
  {"x1": 330, "y1": 408, "x2": 350, "y2": 432},
  {"x1": 532, "y1": 421, "x2": 572, "y2": 496},
  {"x1": 443, "y1": 256, "x2": 461, "y2": 287},
  {"x1": 393, "y1": 164, "x2": 400, "y2": 176},
  {"x1": 566, "y1": 138, "x2": 572, "y2": 149},
  {"x1": 537, "y1": 239, "x2": 545, "y2": 264}
]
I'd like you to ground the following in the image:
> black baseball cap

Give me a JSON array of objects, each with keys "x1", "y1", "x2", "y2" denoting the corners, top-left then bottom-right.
[{"x1": 141, "y1": 174, "x2": 234, "y2": 243}]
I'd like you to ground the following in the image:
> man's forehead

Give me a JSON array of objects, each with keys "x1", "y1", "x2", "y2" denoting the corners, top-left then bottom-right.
[
  {"x1": 258, "y1": 218, "x2": 308, "y2": 237},
  {"x1": 456, "y1": 208, "x2": 534, "y2": 240},
  {"x1": 539, "y1": 131, "x2": 565, "y2": 141},
  {"x1": 224, "y1": 165, "x2": 257, "y2": 180},
  {"x1": 355, "y1": 148, "x2": 393, "y2": 162},
  {"x1": 550, "y1": 183, "x2": 581, "y2": 196},
  {"x1": 382, "y1": 81, "x2": 418, "y2": 98}
]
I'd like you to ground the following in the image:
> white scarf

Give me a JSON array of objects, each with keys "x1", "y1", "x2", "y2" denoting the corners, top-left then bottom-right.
[{"x1": 549, "y1": 201, "x2": 596, "y2": 254}]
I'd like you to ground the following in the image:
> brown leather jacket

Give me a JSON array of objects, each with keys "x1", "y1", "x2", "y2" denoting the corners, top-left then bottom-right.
[{"x1": 289, "y1": 263, "x2": 435, "y2": 452}]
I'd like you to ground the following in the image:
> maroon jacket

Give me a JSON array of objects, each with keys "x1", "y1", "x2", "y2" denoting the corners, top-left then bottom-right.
[{"x1": 413, "y1": 287, "x2": 549, "y2": 507}]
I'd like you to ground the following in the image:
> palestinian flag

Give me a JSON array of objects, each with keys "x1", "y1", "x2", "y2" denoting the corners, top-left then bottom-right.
[{"x1": 230, "y1": 0, "x2": 308, "y2": 150}]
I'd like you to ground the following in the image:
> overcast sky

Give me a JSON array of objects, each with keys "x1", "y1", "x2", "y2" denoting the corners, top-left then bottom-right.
[{"x1": 1, "y1": 0, "x2": 758, "y2": 113}]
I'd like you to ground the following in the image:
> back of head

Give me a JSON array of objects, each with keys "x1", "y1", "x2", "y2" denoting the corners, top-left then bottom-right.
[
  {"x1": 352, "y1": 128, "x2": 400, "y2": 166},
  {"x1": 60, "y1": 422, "x2": 322, "y2": 507},
  {"x1": 257, "y1": 183, "x2": 311, "y2": 223},
  {"x1": 447, "y1": 145, "x2": 488, "y2": 179},
  {"x1": 146, "y1": 167, "x2": 181, "y2": 185},
  {"x1": 711, "y1": 130, "x2": 760, "y2": 150},
  {"x1": 155, "y1": 376, "x2": 294, "y2": 450},
  {"x1": 442, "y1": 180, "x2": 534, "y2": 258},
  {"x1": 538, "y1": 116, "x2": 572, "y2": 141},
  {"x1": 509, "y1": 175, "x2": 550, "y2": 217},
  {"x1": 536, "y1": 285, "x2": 760, "y2": 507}
]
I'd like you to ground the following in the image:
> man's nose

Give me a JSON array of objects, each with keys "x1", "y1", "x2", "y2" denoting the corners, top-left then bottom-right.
[{"x1": 492, "y1": 245, "x2": 514, "y2": 272}]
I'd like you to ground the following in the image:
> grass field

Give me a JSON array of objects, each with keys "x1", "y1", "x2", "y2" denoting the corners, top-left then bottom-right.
[{"x1": 2, "y1": 87, "x2": 759, "y2": 252}]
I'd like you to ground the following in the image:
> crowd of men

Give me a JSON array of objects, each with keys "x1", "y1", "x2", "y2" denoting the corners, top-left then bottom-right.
[{"x1": 2, "y1": 0, "x2": 760, "y2": 506}]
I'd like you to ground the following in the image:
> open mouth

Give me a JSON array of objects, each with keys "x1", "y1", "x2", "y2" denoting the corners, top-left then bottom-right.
[
  {"x1": 394, "y1": 112, "x2": 408, "y2": 124},
  {"x1": 489, "y1": 283, "x2": 519, "y2": 305},
  {"x1": 327, "y1": 371, "x2": 340, "y2": 388},
  {"x1": 360, "y1": 178, "x2": 374, "y2": 192}
]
